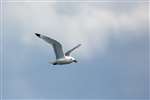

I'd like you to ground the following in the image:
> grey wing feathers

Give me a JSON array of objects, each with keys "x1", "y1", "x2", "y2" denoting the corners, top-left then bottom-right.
[
  {"x1": 35, "y1": 33, "x2": 64, "y2": 59},
  {"x1": 65, "y1": 44, "x2": 81, "y2": 56}
]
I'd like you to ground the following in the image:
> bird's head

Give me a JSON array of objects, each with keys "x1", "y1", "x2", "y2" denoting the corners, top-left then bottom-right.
[
  {"x1": 70, "y1": 57, "x2": 78, "y2": 63},
  {"x1": 66, "y1": 56, "x2": 77, "y2": 63}
]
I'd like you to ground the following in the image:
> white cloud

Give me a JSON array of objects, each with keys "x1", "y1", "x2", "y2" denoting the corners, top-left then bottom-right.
[
  {"x1": 4, "y1": 2, "x2": 148, "y2": 59},
  {"x1": 3, "y1": 2, "x2": 148, "y2": 98}
]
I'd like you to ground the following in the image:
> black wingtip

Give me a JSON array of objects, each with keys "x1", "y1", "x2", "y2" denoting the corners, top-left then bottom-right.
[
  {"x1": 78, "y1": 44, "x2": 82, "y2": 47},
  {"x1": 35, "y1": 33, "x2": 40, "y2": 37}
]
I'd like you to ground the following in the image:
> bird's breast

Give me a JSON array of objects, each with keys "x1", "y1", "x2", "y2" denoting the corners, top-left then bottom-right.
[{"x1": 56, "y1": 58, "x2": 72, "y2": 64}]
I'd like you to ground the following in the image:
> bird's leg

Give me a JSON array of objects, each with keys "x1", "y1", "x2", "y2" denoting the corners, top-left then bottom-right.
[{"x1": 53, "y1": 63, "x2": 57, "y2": 65}]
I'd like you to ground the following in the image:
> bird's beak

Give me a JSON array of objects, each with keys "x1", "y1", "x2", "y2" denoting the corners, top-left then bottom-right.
[{"x1": 74, "y1": 60, "x2": 78, "y2": 63}]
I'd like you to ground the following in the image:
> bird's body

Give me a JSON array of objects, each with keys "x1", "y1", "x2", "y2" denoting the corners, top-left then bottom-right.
[
  {"x1": 35, "y1": 33, "x2": 81, "y2": 65},
  {"x1": 50, "y1": 56, "x2": 76, "y2": 65}
]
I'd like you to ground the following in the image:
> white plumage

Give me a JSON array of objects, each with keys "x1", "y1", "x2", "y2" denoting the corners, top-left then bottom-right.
[{"x1": 35, "y1": 33, "x2": 81, "y2": 65}]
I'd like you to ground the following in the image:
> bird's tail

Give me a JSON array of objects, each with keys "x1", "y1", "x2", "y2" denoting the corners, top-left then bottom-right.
[{"x1": 49, "y1": 61, "x2": 57, "y2": 65}]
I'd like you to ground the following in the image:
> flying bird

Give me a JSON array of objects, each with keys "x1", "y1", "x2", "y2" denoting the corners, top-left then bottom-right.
[{"x1": 35, "y1": 33, "x2": 81, "y2": 65}]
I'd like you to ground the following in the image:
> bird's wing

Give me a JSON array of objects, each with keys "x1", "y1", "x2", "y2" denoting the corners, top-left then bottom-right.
[
  {"x1": 35, "y1": 33, "x2": 64, "y2": 59},
  {"x1": 65, "y1": 44, "x2": 81, "y2": 56}
]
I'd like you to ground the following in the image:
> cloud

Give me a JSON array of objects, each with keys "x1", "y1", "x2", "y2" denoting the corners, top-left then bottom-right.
[
  {"x1": 3, "y1": 1, "x2": 148, "y2": 98},
  {"x1": 4, "y1": 2, "x2": 148, "y2": 59}
]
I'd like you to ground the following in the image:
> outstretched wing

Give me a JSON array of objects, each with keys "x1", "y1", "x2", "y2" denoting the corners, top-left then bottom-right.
[
  {"x1": 35, "y1": 33, "x2": 64, "y2": 59},
  {"x1": 65, "y1": 44, "x2": 81, "y2": 56}
]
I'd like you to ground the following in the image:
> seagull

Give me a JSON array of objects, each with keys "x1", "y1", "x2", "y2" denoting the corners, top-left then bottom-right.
[{"x1": 35, "y1": 33, "x2": 81, "y2": 65}]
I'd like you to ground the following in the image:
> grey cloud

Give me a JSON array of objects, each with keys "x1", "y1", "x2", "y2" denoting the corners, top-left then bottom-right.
[
  {"x1": 3, "y1": 2, "x2": 147, "y2": 64},
  {"x1": 2, "y1": 1, "x2": 148, "y2": 99}
]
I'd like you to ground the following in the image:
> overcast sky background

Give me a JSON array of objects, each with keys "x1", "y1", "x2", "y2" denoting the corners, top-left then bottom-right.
[{"x1": 1, "y1": 0, "x2": 149, "y2": 100}]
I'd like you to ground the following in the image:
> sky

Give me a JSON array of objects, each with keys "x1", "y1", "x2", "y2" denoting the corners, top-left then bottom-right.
[{"x1": 1, "y1": 0, "x2": 149, "y2": 100}]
